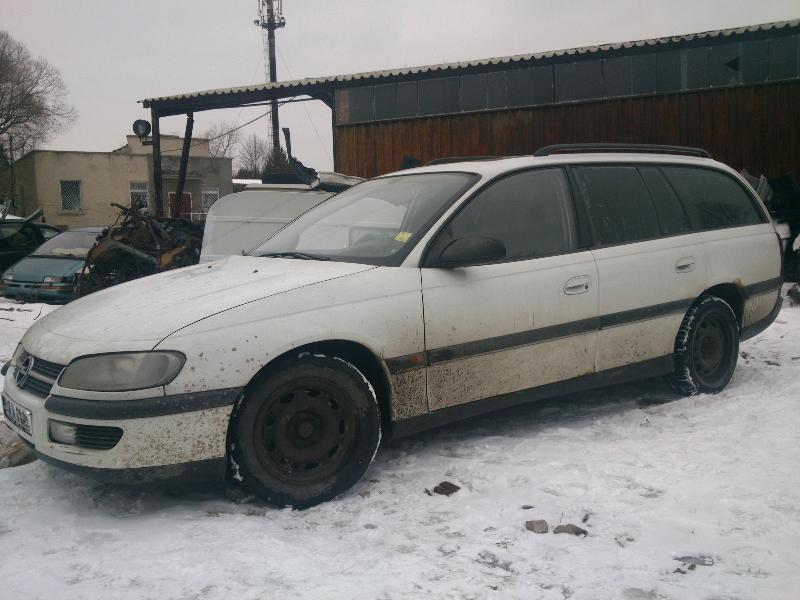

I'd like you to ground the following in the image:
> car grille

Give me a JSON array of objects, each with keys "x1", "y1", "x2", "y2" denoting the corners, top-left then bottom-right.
[
  {"x1": 74, "y1": 425, "x2": 124, "y2": 450},
  {"x1": 16, "y1": 354, "x2": 66, "y2": 398}
]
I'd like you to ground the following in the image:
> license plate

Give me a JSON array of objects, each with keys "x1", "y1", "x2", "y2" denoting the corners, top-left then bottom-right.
[{"x1": 2, "y1": 395, "x2": 32, "y2": 436}]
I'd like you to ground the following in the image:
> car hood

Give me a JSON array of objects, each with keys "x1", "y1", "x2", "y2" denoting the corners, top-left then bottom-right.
[
  {"x1": 3, "y1": 256, "x2": 85, "y2": 282},
  {"x1": 23, "y1": 256, "x2": 375, "y2": 361}
]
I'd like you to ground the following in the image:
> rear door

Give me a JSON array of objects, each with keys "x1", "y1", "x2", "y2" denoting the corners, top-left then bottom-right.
[
  {"x1": 421, "y1": 167, "x2": 598, "y2": 411},
  {"x1": 661, "y1": 166, "x2": 781, "y2": 328},
  {"x1": 0, "y1": 222, "x2": 43, "y2": 272},
  {"x1": 572, "y1": 164, "x2": 708, "y2": 372}
]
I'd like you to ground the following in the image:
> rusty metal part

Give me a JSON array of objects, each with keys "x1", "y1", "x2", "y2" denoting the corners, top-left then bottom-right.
[{"x1": 75, "y1": 202, "x2": 203, "y2": 297}]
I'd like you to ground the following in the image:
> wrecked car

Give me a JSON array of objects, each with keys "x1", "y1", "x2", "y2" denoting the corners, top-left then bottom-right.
[
  {"x1": 1, "y1": 145, "x2": 783, "y2": 507},
  {"x1": 1, "y1": 228, "x2": 102, "y2": 304},
  {"x1": 75, "y1": 203, "x2": 203, "y2": 297}
]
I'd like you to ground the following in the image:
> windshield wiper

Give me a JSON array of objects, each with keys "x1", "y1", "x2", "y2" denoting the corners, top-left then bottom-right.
[{"x1": 259, "y1": 252, "x2": 330, "y2": 261}]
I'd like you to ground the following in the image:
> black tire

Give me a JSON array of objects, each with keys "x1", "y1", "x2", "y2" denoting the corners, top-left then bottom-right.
[
  {"x1": 232, "y1": 354, "x2": 381, "y2": 508},
  {"x1": 669, "y1": 296, "x2": 739, "y2": 395}
]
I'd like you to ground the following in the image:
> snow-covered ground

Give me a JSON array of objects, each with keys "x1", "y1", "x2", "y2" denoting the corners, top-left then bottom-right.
[{"x1": 1, "y1": 294, "x2": 799, "y2": 600}]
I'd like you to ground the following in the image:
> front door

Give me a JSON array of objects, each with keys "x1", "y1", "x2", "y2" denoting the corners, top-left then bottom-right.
[
  {"x1": 421, "y1": 168, "x2": 598, "y2": 410},
  {"x1": 168, "y1": 192, "x2": 192, "y2": 219}
]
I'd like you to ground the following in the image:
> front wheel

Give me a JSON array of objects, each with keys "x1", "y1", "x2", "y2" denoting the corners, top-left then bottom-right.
[
  {"x1": 669, "y1": 296, "x2": 739, "y2": 395},
  {"x1": 232, "y1": 354, "x2": 381, "y2": 508}
]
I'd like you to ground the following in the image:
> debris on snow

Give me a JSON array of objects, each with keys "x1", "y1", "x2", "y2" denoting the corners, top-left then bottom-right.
[
  {"x1": 0, "y1": 427, "x2": 36, "y2": 468},
  {"x1": 432, "y1": 481, "x2": 461, "y2": 496},
  {"x1": 525, "y1": 519, "x2": 549, "y2": 534},
  {"x1": 521, "y1": 504, "x2": 534, "y2": 510},
  {"x1": 553, "y1": 524, "x2": 588, "y2": 536},
  {"x1": 675, "y1": 555, "x2": 715, "y2": 566}
]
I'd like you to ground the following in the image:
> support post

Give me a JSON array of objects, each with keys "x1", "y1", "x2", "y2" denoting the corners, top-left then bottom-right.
[
  {"x1": 151, "y1": 108, "x2": 163, "y2": 217},
  {"x1": 175, "y1": 112, "x2": 194, "y2": 220},
  {"x1": 8, "y1": 135, "x2": 16, "y2": 215}
]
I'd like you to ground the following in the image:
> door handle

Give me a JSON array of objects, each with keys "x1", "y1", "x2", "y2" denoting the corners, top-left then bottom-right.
[
  {"x1": 563, "y1": 275, "x2": 591, "y2": 295},
  {"x1": 675, "y1": 257, "x2": 695, "y2": 273}
]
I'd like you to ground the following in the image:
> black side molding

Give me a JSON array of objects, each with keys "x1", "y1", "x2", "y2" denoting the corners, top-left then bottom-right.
[
  {"x1": 45, "y1": 388, "x2": 242, "y2": 421},
  {"x1": 390, "y1": 355, "x2": 674, "y2": 439}
]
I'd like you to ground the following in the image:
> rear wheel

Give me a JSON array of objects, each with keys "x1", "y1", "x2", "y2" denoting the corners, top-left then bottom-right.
[
  {"x1": 669, "y1": 296, "x2": 739, "y2": 395},
  {"x1": 232, "y1": 354, "x2": 381, "y2": 508}
]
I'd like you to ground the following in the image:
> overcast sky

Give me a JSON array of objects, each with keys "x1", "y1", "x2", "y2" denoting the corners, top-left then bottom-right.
[{"x1": 2, "y1": 0, "x2": 798, "y2": 171}]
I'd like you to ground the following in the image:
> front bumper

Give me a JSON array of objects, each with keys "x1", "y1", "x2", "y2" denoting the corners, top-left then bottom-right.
[
  {"x1": 1, "y1": 373, "x2": 240, "y2": 479},
  {"x1": 0, "y1": 281, "x2": 76, "y2": 304}
]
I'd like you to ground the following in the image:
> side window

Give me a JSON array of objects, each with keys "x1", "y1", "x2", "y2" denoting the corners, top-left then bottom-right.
[
  {"x1": 433, "y1": 168, "x2": 576, "y2": 262},
  {"x1": 661, "y1": 167, "x2": 765, "y2": 230},
  {"x1": 638, "y1": 167, "x2": 693, "y2": 236},
  {"x1": 573, "y1": 166, "x2": 661, "y2": 245},
  {"x1": 40, "y1": 226, "x2": 61, "y2": 240},
  {"x1": 0, "y1": 223, "x2": 39, "y2": 251}
]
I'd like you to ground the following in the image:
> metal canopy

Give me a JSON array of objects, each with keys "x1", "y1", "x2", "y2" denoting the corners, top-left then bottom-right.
[{"x1": 140, "y1": 18, "x2": 799, "y2": 116}]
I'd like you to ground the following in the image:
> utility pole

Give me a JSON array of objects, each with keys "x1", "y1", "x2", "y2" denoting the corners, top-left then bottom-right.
[{"x1": 255, "y1": 0, "x2": 286, "y2": 157}]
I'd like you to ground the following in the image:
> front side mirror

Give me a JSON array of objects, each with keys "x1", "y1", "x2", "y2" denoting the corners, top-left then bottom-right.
[{"x1": 437, "y1": 235, "x2": 506, "y2": 267}]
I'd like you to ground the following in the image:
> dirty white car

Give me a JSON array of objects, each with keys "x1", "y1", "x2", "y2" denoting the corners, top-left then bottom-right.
[{"x1": 1, "y1": 145, "x2": 783, "y2": 507}]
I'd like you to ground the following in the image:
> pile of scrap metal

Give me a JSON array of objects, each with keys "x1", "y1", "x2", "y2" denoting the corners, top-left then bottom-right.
[
  {"x1": 741, "y1": 170, "x2": 800, "y2": 281},
  {"x1": 75, "y1": 201, "x2": 203, "y2": 297}
]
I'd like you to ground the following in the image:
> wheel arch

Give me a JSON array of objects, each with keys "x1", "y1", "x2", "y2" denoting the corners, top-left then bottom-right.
[
  {"x1": 233, "y1": 339, "x2": 394, "y2": 442},
  {"x1": 698, "y1": 283, "x2": 745, "y2": 329}
]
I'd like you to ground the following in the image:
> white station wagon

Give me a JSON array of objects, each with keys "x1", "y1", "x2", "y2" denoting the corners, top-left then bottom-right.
[{"x1": 2, "y1": 144, "x2": 783, "y2": 507}]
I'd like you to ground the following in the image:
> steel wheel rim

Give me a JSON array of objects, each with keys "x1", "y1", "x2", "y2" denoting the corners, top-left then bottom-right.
[
  {"x1": 691, "y1": 312, "x2": 732, "y2": 387},
  {"x1": 254, "y1": 382, "x2": 358, "y2": 485}
]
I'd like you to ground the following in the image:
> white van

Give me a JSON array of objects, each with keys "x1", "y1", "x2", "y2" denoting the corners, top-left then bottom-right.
[
  {"x1": 200, "y1": 184, "x2": 332, "y2": 263},
  {"x1": 2, "y1": 145, "x2": 783, "y2": 507}
]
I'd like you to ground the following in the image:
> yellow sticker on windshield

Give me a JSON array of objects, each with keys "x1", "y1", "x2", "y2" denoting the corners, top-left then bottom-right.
[{"x1": 394, "y1": 231, "x2": 413, "y2": 243}]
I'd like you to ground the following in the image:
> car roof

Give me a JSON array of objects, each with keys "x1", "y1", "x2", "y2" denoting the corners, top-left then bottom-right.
[
  {"x1": 385, "y1": 152, "x2": 727, "y2": 179},
  {"x1": 58, "y1": 227, "x2": 104, "y2": 232}
]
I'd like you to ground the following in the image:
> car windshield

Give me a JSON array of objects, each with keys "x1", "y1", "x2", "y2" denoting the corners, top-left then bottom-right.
[
  {"x1": 33, "y1": 230, "x2": 98, "y2": 258},
  {"x1": 252, "y1": 172, "x2": 476, "y2": 265}
]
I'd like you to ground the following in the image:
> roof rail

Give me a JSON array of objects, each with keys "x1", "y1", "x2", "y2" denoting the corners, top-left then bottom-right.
[
  {"x1": 533, "y1": 143, "x2": 712, "y2": 159},
  {"x1": 426, "y1": 156, "x2": 505, "y2": 166}
]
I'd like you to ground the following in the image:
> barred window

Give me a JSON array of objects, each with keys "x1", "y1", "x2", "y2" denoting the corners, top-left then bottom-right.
[
  {"x1": 129, "y1": 181, "x2": 149, "y2": 209},
  {"x1": 60, "y1": 180, "x2": 82, "y2": 212},
  {"x1": 201, "y1": 184, "x2": 219, "y2": 213}
]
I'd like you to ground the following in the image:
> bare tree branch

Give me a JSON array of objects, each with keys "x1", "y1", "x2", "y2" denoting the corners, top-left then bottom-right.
[
  {"x1": 202, "y1": 121, "x2": 242, "y2": 160},
  {"x1": 0, "y1": 30, "x2": 76, "y2": 155}
]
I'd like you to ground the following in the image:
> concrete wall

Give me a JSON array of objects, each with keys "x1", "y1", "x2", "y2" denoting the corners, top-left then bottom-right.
[
  {"x1": 9, "y1": 149, "x2": 231, "y2": 229},
  {"x1": 29, "y1": 151, "x2": 150, "y2": 229}
]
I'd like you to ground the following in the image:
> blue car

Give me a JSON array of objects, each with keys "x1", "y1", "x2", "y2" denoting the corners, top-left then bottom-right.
[{"x1": 0, "y1": 228, "x2": 102, "y2": 303}]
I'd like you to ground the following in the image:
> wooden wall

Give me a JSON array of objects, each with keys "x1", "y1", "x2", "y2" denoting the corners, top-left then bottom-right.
[{"x1": 333, "y1": 81, "x2": 800, "y2": 179}]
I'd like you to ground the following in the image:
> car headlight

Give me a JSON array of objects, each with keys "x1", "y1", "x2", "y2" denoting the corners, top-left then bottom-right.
[
  {"x1": 2, "y1": 271, "x2": 12, "y2": 281},
  {"x1": 43, "y1": 276, "x2": 69, "y2": 283},
  {"x1": 59, "y1": 351, "x2": 186, "y2": 392}
]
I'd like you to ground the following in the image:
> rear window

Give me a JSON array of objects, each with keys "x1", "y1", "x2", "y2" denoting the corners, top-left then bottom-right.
[
  {"x1": 33, "y1": 230, "x2": 99, "y2": 258},
  {"x1": 573, "y1": 166, "x2": 661, "y2": 246},
  {"x1": 661, "y1": 167, "x2": 765, "y2": 230}
]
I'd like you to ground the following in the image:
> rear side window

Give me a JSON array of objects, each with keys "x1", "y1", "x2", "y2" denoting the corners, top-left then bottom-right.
[
  {"x1": 433, "y1": 168, "x2": 575, "y2": 262},
  {"x1": 638, "y1": 167, "x2": 692, "y2": 236},
  {"x1": 661, "y1": 167, "x2": 764, "y2": 230},
  {"x1": 573, "y1": 166, "x2": 661, "y2": 246},
  {"x1": 0, "y1": 223, "x2": 40, "y2": 252}
]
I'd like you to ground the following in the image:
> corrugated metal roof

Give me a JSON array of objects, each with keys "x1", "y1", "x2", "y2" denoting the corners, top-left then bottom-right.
[{"x1": 142, "y1": 18, "x2": 799, "y2": 105}]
